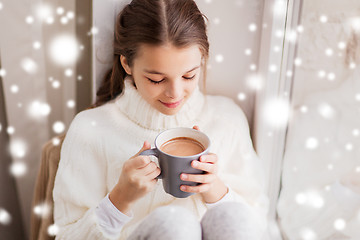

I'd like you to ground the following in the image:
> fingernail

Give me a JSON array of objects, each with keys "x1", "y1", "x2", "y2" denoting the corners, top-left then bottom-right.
[
  {"x1": 192, "y1": 161, "x2": 198, "y2": 167},
  {"x1": 200, "y1": 156, "x2": 205, "y2": 162},
  {"x1": 180, "y1": 186, "x2": 186, "y2": 191},
  {"x1": 181, "y1": 174, "x2": 187, "y2": 180}
]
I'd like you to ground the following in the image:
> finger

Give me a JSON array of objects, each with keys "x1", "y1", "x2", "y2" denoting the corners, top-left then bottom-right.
[
  {"x1": 199, "y1": 153, "x2": 218, "y2": 164},
  {"x1": 131, "y1": 156, "x2": 151, "y2": 169},
  {"x1": 140, "y1": 162, "x2": 158, "y2": 175},
  {"x1": 180, "y1": 183, "x2": 211, "y2": 193},
  {"x1": 133, "y1": 141, "x2": 151, "y2": 157},
  {"x1": 192, "y1": 125, "x2": 200, "y2": 131},
  {"x1": 180, "y1": 173, "x2": 216, "y2": 184},
  {"x1": 146, "y1": 167, "x2": 161, "y2": 180},
  {"x1": 191, "y1": 160, "x2": 217, "y2": 174}
]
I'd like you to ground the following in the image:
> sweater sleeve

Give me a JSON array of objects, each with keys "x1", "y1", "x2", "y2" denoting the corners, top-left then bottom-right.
[
  {"x1": 53, "y1": 111, "x2": 112, "y2": 239},
  {"x1": 216, "y1": 102, "x2": 270, "y2": 234}
]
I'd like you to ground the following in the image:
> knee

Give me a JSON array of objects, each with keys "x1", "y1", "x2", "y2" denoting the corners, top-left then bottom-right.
[
  {"x1": 129, "y1": 205, "x2": 201, "y2": 240},
  {"x1": 201, "y1": 202, "x2": 261, "y2": 240}
]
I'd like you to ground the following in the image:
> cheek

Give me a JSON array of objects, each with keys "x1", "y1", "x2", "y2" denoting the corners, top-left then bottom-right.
[{"x1": 142, "y1": 85, "x2": 163, "y2": 100}]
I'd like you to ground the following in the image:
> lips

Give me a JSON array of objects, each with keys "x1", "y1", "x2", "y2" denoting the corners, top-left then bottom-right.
[{"x1": 160, "y1": 99, "x2": 183, "y2": 108}]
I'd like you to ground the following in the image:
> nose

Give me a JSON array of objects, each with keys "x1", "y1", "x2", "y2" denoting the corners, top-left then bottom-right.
[{"x1": 165, "y1": 80, "x2": 182, "y2": 100}]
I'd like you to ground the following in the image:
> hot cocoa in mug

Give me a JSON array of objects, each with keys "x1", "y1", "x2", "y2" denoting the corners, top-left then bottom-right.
[
  {"x1": 159, "y1": 137, "x2": 205, "y2": 157},
  {"x1": 140, "y1": 127, "x2": 211, "y2": 198}
]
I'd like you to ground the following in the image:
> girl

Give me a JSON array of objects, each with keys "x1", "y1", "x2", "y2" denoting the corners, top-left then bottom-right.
[{"x1": 53, "y1": 0, "x2": 269, "y2": 239}]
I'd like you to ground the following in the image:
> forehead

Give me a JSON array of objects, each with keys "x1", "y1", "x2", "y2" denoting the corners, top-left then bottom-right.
[{"x1": 133, "y1": 43, "x2": 202, "y2": 73}]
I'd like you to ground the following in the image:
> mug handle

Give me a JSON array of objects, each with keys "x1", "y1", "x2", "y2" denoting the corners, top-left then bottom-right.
[{"x1": 139, "y1": 148, "x2": 162, "y2": 179}]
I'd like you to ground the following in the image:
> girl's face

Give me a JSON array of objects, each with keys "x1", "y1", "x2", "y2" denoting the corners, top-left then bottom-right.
[{"x1": 121, "y1": 43, "x2": 203, "y2": 115}]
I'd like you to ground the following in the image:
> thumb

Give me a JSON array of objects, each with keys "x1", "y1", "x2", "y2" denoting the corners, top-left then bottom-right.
[
  {"x1": 193, "y1": 125, "x2": 200, "y2": 131},
  {"x1": 134, "y1": 141, "x2": 151, "y2": 157}
]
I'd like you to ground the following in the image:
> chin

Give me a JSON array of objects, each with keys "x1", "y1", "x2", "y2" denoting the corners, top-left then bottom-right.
[{"x1": 160, "y1": 108, "x2": 181, "y2": 116}]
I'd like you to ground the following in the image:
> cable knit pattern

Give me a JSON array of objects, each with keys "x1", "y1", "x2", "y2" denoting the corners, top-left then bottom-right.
[{"x1": 53, "y1": 78, "x2": 269, "y2": 240}]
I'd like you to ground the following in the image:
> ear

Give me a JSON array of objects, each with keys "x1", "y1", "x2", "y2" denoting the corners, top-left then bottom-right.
[{"x1": 120, "y1": 55, "x2": 132, "y2": 75}]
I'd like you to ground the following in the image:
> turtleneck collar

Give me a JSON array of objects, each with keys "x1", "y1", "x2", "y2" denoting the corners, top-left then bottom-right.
[{"x1": 114, "y1": 78, "x2": 206, "y2": 131}]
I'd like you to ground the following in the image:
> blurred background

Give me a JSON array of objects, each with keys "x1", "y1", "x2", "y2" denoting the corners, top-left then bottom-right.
[{"x1": 0, "y1": 0, "x2": 359, "y2": 239}]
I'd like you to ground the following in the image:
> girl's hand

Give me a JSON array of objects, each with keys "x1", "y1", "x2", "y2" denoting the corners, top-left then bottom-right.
[
  {"x1": 109, "y1": 141, "x2": 161, "y2": 215},
  {"x1": 179, "y1": 126, "x2": 228, "y2": 203}
]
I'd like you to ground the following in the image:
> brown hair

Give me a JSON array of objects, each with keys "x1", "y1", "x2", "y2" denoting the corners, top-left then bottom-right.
[{"x1": 92, "y1": 0, "x2": 209, "y2": 107}]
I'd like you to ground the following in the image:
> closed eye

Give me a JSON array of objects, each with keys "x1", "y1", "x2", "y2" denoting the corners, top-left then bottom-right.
[
  {"x1": 183, "y1": 75, "x2": 195, "y2": 80},
  {"x1": 147, "y1": 77, "x2": 165, "y2": 84}
]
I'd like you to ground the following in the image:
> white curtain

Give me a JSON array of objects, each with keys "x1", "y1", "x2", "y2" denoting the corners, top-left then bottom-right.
[{"x1": 0, "y1": 0, "x2": 76, "y2": 235}]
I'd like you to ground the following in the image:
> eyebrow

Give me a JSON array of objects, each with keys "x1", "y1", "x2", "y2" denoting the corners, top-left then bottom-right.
[{"x1": 144, "y1": 65, "x2": 200, "y2": 75}]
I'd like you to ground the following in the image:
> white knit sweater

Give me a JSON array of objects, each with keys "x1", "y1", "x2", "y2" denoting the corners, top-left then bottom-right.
[{"x1": 53, "y1": 79, "x2": 269, "y2": 239}]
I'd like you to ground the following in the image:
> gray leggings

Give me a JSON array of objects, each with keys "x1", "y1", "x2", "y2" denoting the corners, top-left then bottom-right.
[{"x1": 127, "y1": 202, "x2": 261, "y2": 240}]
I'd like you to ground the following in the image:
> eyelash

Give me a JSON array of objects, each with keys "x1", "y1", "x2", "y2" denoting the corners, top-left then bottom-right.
[{"x1": 147, "y1": 75, "x2": 196, "y2": 84}]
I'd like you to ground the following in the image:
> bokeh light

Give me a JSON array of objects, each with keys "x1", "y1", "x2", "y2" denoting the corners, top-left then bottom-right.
[
  {"x1": 246, "y1": 74, "x2": 263, "y2": 90},
  {"x1": 56, "y1": 7, "x2": 64, "y2": 15},
  {"x1": 356, "y1": 93, "x2": 360, "y2": 101},
  {"x1": 245, "y1": 48, "x2": 252, "y2": 56},
  {"x1": 10, "y1": 162, "x2": 27, "y2": 177},
  {"x1": 300, "y1": 105, "x2": 308, "y2": 113},
  {"x1": 297, "y1": 25, "x2": 304, "y2": 33},
  {"x1": 35, "y1": 3, "x2": 53, "y2": 22},
  {"x1": 318, "y1": 103, "x2": 335, "y2": 119},
  {"x1": 52, "y1": 80, "x2": 61, "y2": 89},
  {"x1": 65, "y1": 69, "x2": 73, "y2": 77},
  {"x1": 337, "y1": 41, "x2": 346, "y2": 49},
  {"x1": 269, "y1": 64, "x2": 277, "y2": 72},
  {"x1": 352, "y1": 129, "x2": 359, "y2": 136},
  {"x1": 10, "y1": 85, "x2": 19, "y2": 94},
  {"x1": 28, "y1": 101, "x2": 51, "y2": 119},
  {"x1": 60, "y1": 16, "x2": 69, "y2": 25},
  {"x1": 349, "y1": 62, "x2": 356, "y2": 69},
  {"x1": 89, "y1": 27, "x2": 99, "y2": 35},
  {"x1": 320, "y1": 15, "x2": 328, "y2": 23},
  {"x1": 33, "y1": 203, "x2": 50, "y2": 218},
  {"x1": 305, "y1": 137, "x2": 319, "y2": 150},
  {"x1": 345, "y1": 143, "x2": 353, "y2": 151},
  {"x1": 49, "y1": 35, "x2": 79, "y2": 66},
  {"x1": 0, "y1": 208, "x2": 12, "y2": 225},
  {"x1": 249, "y1": 64, "x2": 257, "y2": 71},
  {"x1": 0, "y1": 68, "x2": 6, "y2": 77},
  {"x1": 33, "y1": 41, "x2": 41, "y2": 49},
  {"x1": 47, "y1": 224, "x2": 59, "y2": 236},
  {"x1": 237, "y1": 92, "x2": 246, "y2": 101},
  {"x1": 325, "y1": 48, "x2": 334, "y2": 56},
  {"x1": 286, "y1": 70, "x2": 293, "y2": 77},
  {"x1": 333, "y1": 218, "x2": 346, "y2": 231},
  {"x1": 318, "y1": 70, "x2": 326, "y2": 78},
  {"x1": 213, "y1": 17, "x2": 220, "y2": 25},
  {"x1": 9, "y1": 139, "x2": 27, "y2": 158},
  {"x1": 21, "y1": 58, "x2": 38, "y2": 74},
  {"x1": 215, "y1": 54, "x2": 224, "y2": 63},
  {"x1": 349, "y1": 17, "x2": 360, "y2": 32},
  {"x1": 273, "y1": 0, "x2": 286, "y2": 18},
  {"x1": 53, "y1": 121, "x2": 65, "y2": 134},
  {"x1": 263, "y1": 98, "x2": 290, "y2": 127},
  {"x1": 295, "y1": 190, "x2": 324, "y2": 208},
  {"x1": 327, "y1": 72, "x2": 336, "y2": 81},
  {"x1": 52, "y1": 137, "x2": 60, "y2": 146},
  {"x1": 67, "y1": 100, "x2": 76, "y2": 108},
  {"x1": 300, "y1": 227, "x2": 317, "y2": 240},
  {"x1": 7, "y1": 126, "x2": 15, "y2": 135},
  {"x1": 248, "y1": 23, "x2": 257, "y2": 32},
  {"x1": 294, "y1": 58, "x2": 302, "y2": 66},
  {"x1": 67, "y1": 11, "x2": 75, "y2": 19},
  {"x1": 46, "y1": 17, "x2": 54, "y2": 25},
  {"x1": 25, "y1": 16, "x2": 34, "y2": 24}
]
